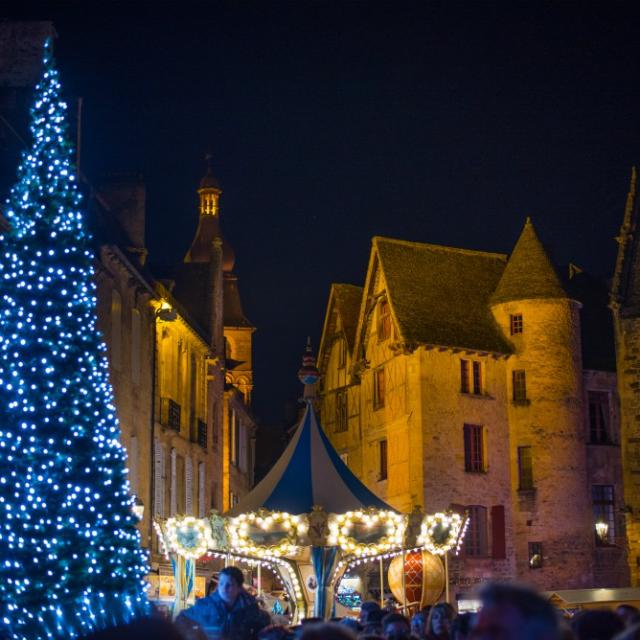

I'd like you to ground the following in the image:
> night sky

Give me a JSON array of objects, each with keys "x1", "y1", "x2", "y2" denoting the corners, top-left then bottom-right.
[{"x1": 11, "y1": 2, "x2": 640, "y2": 426}]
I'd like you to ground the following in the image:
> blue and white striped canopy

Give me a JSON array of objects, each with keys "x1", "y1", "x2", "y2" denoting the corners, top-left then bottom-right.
[{"x1": 226, "y1": 403, "x2": 392, "y2": 516}]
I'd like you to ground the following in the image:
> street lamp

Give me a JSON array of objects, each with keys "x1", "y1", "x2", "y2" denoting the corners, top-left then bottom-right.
[
  {"x1": 133, "y1": 495, "x2": 145, "y2": 521},
  {"x1": 595, "y1": 520, "x2": 609, "y2": 543}
]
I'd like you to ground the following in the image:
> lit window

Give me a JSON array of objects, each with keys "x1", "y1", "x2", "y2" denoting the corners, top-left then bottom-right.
[
  {"x1": 465, "y1": 505, "x2": 488, "y2": 557},
  {"x1": 518, "y1": 446, "x2": 533, "y2": 490},
  {"x1": 377, "y1": 300, "x2": 392, "y2": 342},
  {"x1": 335, "y1": 389, "x2": 348, "y2": 433},
  {"x1": 593, "y1": 485, "x2": 615, "y2": 545},
  {"x1": 512, "y1": 370, "x2": 527, "y2": 403},
  {"x1": 379, "y1": 439, "x2": 388, "y2": 481},
  {"x1": 510, "y1": 314, "x2": 523, "y2": 335},
  {"x1": 588, "y1": 391, "x2": 611, "y2": 444},
  {"x1": 373, "y1": 366, "x2": 385, "y2": 410},
  {"x1": 463, "y1": 424, "x2": 485, "y2": 472},
  {"x1": 528, "y1": 542, "x2": 543, "y2": 569}
]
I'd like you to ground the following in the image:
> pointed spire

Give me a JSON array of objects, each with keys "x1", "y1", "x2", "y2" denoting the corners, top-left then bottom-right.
[
  {"x1": 491, "y1": 218, "x2": 567, "y2": 304},
  {"x1": 298, "y1": 337, "x2": 320, "y2": 402}
]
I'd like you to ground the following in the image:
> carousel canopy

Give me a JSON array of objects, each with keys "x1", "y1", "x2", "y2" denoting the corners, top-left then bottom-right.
[{"x1": 226, "y1": 403, "x2": 393, "y2": 516}]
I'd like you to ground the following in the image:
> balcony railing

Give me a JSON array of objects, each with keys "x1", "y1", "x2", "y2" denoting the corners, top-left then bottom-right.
[{"x1": 160, "y1": 397, "x2": 181, "y2": 431}]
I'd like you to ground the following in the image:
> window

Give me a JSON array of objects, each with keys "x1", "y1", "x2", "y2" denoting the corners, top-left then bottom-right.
[
  {"x1": 473, "y1": 361, "x2": 482, "y2": 395},
  {"x1": 518, "y1": 446, "x2": 534, "y2": 490},
  {"x1": 461, "y1": 359, "x2": 483, "y2": 395},
  {"x1": 510, "y1": 314, "x2": 523, "y2": 335},
  {"x1": 337, "y1": 338, "x2": 346, "y2": 369},
  {"x1": 463, "y1": 424, "x2": 485, "y2": 472},
  {"x1": 465, "y1": 505, "x2": 488, "y2": 557},
  {"x1": 589, "y1": 391, "x2": 611, "y2": 444},
  {"x1": 373, "y1": 366, "x2": 385, "y2": 410},
  {"x1": 593, "y1": 485, "x2": 615, "y2": 545},
  {"x1": 460, "y1": 360, "x2": 470, "y2": 393},
  {"x1": 377, "y1": 300, "x2": 392, "y2": 342},
  {"x1": 528, "y1": 542, "x2": 543, "y2": 569},
  {"x1": 512, "y1": 370, "x2": 527, "y2": 403},
  {"x1": 335, "y1": 389, "x2": 348, "y2": 432},
  {"x1": 379, "y1": 439, "x2": 388, "y2": 481}
]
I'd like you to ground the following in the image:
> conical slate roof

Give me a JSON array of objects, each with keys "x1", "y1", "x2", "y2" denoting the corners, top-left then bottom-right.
[
  {"x1": 226, "y1": 403, "x2": 392, "y2": 516},
  {"x1": 491, "y1": 218, "x2": 567, "y2": 304}
]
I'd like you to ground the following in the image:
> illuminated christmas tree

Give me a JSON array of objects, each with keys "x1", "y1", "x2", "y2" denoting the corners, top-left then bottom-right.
[{"x1": 0, "y1": 39, "x2": 149, "y2": 639}]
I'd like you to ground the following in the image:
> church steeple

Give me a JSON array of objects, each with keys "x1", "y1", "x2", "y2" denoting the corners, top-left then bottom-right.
[
  {"x1": 198, "y1": 152, "x2": 221, "y2": 217},
  {"x1": 185, "y1": 154, "x2": 224, "y2": 263}
]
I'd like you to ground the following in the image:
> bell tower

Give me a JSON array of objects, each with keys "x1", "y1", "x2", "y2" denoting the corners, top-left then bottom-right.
[{"x1": 198, "y1": 153, "x2": 221, "y2": 217}]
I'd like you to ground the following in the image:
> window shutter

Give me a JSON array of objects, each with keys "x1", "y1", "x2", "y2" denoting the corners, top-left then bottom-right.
[
  {"x1": 199, "y1": 462, "x2": 206, "y2": 517},
  {"x1": 170, "y1": 448, "x2": 177, "y2": 516},
  {"x1": 491, "y1": 505, "x2": 506, "y2": 559},
  {"x1": 153, "y1": 438, "x2": 164, "y2": 518},
  {"x1": 463, "y1": 425, "x2": 471, "y2": 471},
  {"x1": 185, "y1": 457, "x2": 193, "y2": 515},
  {"x1": 129, "y1": 435, "x2": 138, "y2": 495}
]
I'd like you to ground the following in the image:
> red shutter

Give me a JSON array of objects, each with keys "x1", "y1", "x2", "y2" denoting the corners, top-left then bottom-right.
[{"x1": 491, "y1": 505, "x2": 506, "y2": 559}]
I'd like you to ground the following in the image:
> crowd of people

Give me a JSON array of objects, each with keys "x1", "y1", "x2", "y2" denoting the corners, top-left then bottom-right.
[{"x1": 82, "y1": 567, "x2": 640, "y2": 640}]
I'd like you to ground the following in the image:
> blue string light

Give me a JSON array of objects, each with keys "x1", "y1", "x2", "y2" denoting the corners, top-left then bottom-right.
[{"x1": 0, "y1": 38, "x2": 149, "y2": 639}]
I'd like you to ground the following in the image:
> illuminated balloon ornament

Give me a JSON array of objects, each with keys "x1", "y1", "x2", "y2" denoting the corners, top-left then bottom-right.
[{"x1": 387, "y1": 550, "x2": 445, "y2": 608}]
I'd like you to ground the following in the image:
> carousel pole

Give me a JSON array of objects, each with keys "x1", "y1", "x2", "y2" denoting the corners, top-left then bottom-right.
[
  {"x1": 444, "y1": 552, "x2": 450, "y2": 604},
  {"x1": 257, "y1": 562, "x2": 262, "y2": 597},
  {"x1": 379, "y1": 557, "x2": 384, "y2": 608},
  {"x1": 401, "y1": 548, "x2": 407, "y2": 614}
]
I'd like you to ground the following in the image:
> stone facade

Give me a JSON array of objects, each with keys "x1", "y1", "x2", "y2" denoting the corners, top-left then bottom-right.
[
  {"x1": 319, "y1": 223, "x2": 628, "y2": 602},
  {"x1": 612, "y1": 168, "x2": 640, "y2": 585}
]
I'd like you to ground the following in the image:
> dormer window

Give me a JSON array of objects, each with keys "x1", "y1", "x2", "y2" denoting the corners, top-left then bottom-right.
[{"x1": 377, "y1": 299, "x2": 392, "y2": 342}]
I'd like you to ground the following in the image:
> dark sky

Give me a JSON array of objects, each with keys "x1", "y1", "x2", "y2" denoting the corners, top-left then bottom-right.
[{"x1": 12, "y1": 1, "x2": 640, "y2": 425}]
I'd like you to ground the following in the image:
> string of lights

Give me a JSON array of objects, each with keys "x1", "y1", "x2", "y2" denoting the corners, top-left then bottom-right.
[{"x1": 0, "y1": 38, "x2": 149, "y2": 639}]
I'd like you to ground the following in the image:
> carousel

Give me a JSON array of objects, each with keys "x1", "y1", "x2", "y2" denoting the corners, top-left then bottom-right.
[{"x1": 154, "y1": 342, "x2": 469, "y2": 621}]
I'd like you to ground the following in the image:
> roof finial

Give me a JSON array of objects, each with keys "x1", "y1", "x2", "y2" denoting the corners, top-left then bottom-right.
[
  {"x1": 298, "y1": 337, "x2": 320, "y2": 403},
  {"x1": 199, "y1": 149, "x2": 221, "y2": 191},
  {"x1": 525, "y1": 216, "x2": 532, "y2": 225}
]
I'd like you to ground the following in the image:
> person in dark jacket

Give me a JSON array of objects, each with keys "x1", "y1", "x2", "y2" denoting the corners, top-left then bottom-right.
[{"x1": 176, "y1": 566, "x2": 268, "y2": 640}]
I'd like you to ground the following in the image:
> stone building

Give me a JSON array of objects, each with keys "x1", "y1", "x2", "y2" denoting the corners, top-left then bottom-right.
[
  {"x1": 611, "y1": 167, "x2": 640, "y2": 586},
  {"x1": 319, "y1": 219, "x2": 627, "y2": 601}
]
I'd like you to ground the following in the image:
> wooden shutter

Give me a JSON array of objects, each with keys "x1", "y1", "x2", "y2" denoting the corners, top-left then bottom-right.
[
  {"x1": 153, "y1": 438, "x2": 164, "y2": 517},
  {"x1": 185, "y1": 457, "x2": 193, "y2": 515},
  {"x1": 199, "y1": 462, "x2": 206, "y2": 517},
  {"x1": 491, "y1": 505, "x2": 506, "y2": 559},
  {"x1": 170, "y1": 448, "x2": 177, "y2": 516}
]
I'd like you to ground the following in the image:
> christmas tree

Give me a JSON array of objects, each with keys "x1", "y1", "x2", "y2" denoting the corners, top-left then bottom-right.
[{"x1": 0, "y1": 39, "x2": 149, "y2": 639}]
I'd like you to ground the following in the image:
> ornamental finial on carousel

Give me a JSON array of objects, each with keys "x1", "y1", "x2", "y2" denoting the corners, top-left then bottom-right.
[{"x1": 298, "y1": 336, "x2": 320, "y2": 402}]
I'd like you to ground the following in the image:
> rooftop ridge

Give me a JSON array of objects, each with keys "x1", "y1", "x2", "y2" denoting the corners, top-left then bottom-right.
[{"x1": 373, "y1": 235, "x2": 508, "y2": 261}]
